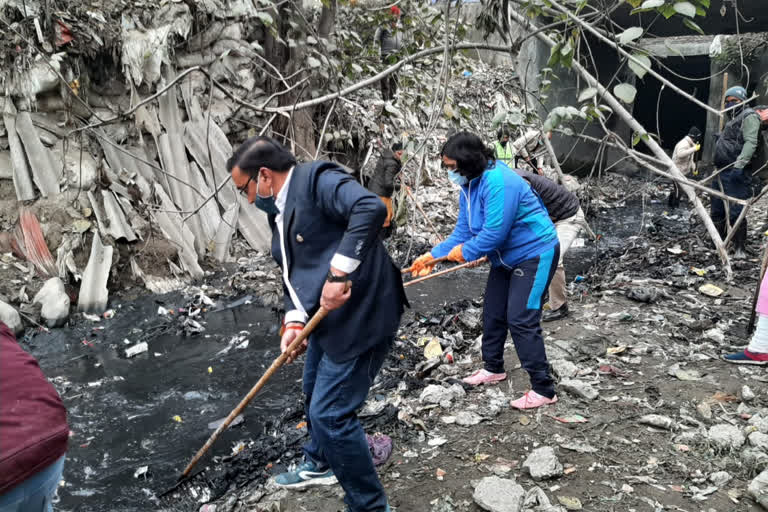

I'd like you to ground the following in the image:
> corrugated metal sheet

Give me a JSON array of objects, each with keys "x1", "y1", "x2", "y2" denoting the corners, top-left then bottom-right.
[{"x1": 77, "y1": 233, "x2": 112, "y2": 313}]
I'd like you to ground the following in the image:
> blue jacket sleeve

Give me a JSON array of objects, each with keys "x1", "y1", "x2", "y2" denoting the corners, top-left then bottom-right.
[
  {"x1": 461, "y1": 171, "x2": 518, "y2": 261},
  {"x1": 314, "y1": 168, "x2": 386, "y2": 265},
  {"x1": 431, "y1": 189, "x2": 472, "y2": 258}
]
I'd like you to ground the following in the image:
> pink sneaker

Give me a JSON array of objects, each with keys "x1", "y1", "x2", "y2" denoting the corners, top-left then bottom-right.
[
  {"x1": 462, "y1": 369, "x2": 507, "y2": 386},
  {"x1": 510, "y1": 390, "x2": 558, "y2": 410}
]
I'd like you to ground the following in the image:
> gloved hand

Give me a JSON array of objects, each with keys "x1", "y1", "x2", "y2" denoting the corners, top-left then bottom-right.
[
  {"x1": 694, "y1": 144, "x2": 701, "y2": 152},
  {"x1": 410, "y1": 252, "x2": 436, "y2": 277},
  {"x1": 447, "y1": 244, "x2": 465, "y2": 263}
]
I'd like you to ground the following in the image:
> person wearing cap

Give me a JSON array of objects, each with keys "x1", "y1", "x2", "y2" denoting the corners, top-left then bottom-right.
[
  {"x1": 668, "y1": 126, "x2": 702, "y2": 209},
  {"x1": 367, "y1": 142, "x2": 404, "y2": 238},
  {"x1": 408, "y1": 132, "x2": 561, "y2": 410},
  {"x1": 494, "y1": 128, "x2": 514, "y2": 165},
  {"x1": 0, "y1": 321, "x2": 69, "y2": 512},
  {"x1": 374, "y1": 6, "x2": 403, "y2": 102},
  {"x1": 712, "y1": 86, "x2": 766, "y2": 257},
  {"x1": 229, "y1": 136, "x2": 406, "y2": 512}
]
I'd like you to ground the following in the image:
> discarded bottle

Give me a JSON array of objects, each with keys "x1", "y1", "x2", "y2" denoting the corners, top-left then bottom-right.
[{"x1": 574, "y1": 275, "x2": 585, "y2": 283}]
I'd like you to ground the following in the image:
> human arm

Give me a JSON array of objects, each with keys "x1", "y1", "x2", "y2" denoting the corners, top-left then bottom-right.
[
  {"x1": 430, "y1": 190, "x2": 472, "y2": 258},
  {"x1": 460, "y1": 171, "x2": 518, "y2": 261},
  {"x1": 736, "y1": 113, "x2": 761, "y2": 169}
]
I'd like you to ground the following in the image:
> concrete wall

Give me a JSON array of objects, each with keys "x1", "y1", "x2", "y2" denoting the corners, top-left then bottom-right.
[{"x1": 460, "y1": 2, "x2": 514, "y2": 67}]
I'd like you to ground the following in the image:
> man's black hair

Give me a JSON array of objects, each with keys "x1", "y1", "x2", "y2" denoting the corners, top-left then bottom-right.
[
  {"x1": 440, "y1": 131, "x2": 496, "y2": 179},
  {"x1": 226, "y1": 136, "x2": 297, "y2": 176},
  {"x1": 391, "y1": 142, "x2": 403, "y2": 152},
  {"x1": 688, "y1": 126, "x2": 702, "y2": 140},
  {"x1": 497, "y1": 127, "x2": 511, "y2": 140}
]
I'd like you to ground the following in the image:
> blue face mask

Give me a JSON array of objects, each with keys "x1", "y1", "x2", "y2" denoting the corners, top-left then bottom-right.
[
  {"x1": 253, "y1": 177, "x2": 279, "y2": 215},
  {"x1": 726, "y1": 100, "x2": 740, "y2": 110},
  {"x1": 448, "y1": 170, "x2": 468, "y2": 186}
]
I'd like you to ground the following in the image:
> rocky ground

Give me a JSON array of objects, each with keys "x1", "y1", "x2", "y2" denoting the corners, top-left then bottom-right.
[{"x1": 186, "y1": 174, "x2": 768, "y2": 512}]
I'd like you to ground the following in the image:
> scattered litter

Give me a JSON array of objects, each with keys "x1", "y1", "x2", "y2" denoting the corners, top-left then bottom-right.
[
  {"x1": 133, "y1": 466, "x2": 148, "y2": 479},
  {"x1": 208, "y1": 414, "x2": 244, "y2": 430},
  {"x1": 172, "y1": 415, "x2": 183, "y2": 423},
  {"x1": 699, "y1": 284, "x2": 724, "y2": 297},
  {"x1": 125, "y1": 342, "x2": 149, "y2": 358}
]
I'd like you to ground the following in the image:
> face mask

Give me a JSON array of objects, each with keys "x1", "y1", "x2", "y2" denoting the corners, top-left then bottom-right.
[
  {"x1": 253, "y1": 175, "x2": 279, "y2": 215},
  {"x1": 448, "y1": 170, "x2": 468, "y2": 186},
  {"x1": 726, "y1": 100, "x2": 740, "y2": 110}
]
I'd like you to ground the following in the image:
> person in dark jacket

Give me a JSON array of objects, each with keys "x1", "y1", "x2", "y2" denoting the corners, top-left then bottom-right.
[
  {"x1": 229, "y1": 136, "x2": 406, "y2": 512},
  {"x1": 513, "y1": 169, "x2": 583, "y2": 322},
  {"x1": 374, "y1": 6, "x2": 403, "y2": 102},
  {"x1": 711, "y1": 86, "x2": 767, "y2": 257},
  {"x1": 0, "y1": 321, "x2": 68, "y2": 512},
  {"x1": 367, "y1": 143, "x2": 403, "y2": 238}
]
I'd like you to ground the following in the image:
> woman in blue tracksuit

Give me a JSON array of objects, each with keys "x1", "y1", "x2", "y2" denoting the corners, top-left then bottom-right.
[{"x1": 410, "y1": 132, "x2": 561, "y2": 409}]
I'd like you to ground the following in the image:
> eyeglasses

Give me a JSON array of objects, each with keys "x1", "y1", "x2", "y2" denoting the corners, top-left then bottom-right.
[{"x1": 238, "y1": 175, "x2": 254, "y2": 196}]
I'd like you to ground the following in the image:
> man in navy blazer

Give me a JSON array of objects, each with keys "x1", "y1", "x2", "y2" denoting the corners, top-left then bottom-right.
[{"x1": 229, "y1": 136, "x2": 406, "y2": 512}]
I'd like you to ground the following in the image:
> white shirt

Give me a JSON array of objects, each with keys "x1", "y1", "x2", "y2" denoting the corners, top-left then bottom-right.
[{"x1": 277, "y1": 167, "x2": 361, "y2": 325}]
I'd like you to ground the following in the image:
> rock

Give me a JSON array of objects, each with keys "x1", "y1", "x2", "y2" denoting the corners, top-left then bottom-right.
[
  {"x1": 638, "y1": 414, "x2": 675, "y2": 430},
  {"x1": 473, "y1": 476, "x2": 525, "y2": 512},
  {"x1": 743, "y1": 385, "x2": 756, "y2": 402},
  {"x1": 523, "y1": 446, "x2": 563, "y2": 481},
  {"x1": 749, "y1": 432, "x2": 768, "y2": 451},
  {"x1": 33, "y1": 277, "x2": 70, "y2": 328},
  {"x1": 559, "y1": 379, "x2": 598, "y2": 400},
  {"x1": 557, "y1": 496, "x2": 583, "y2": 510},
  {"x1": 751, "y1": 414, "x2": 768, "y2": 434},
  {"x1": 419, "y1": 383, "x2": 465, "y2": 406},
  {"x1": 708, "y1": 424, "x2": 746, "y2": 451},
  {"x1": 703, "y1": 327, "x2": 725, "y2": 344},
  {"x1": 551, "y1": 359, "x2": 579, "y2": 379},
  {"x1": 0, "y1": 300, "x2": 23, "y2": 334},
  {"x1": 696, "y1": 402, "x2": 713, "y2": 421},
  {"x1": 709, "y1": 471, "x2": 732, "y2": 487},
  {"x1": 456, "y1": 411, "x2": 483, "y2": 426},
  {"x1": 748, "y1": 468, "x2": 768, "y2": 509},
  {"x1": 742, "y1": 447, "x2": 768, "y2": 467}
]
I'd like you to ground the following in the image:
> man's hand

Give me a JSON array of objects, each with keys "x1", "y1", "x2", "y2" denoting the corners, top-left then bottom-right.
[
  {"x1": 281, "y1": 324, "x2": 307, "y2": 364},
  {"x1": 447, "y1": 244, "x2": 465, "y2": 263},
  {"x1": 321, "y1": 268, "x2": 351, "y2": 311},
  {"x1": 694, "y1": 143, "x2": 701, "y2": 152},
  {"x1": 410, "y1": 252, "x2": 435, "y2": 277}
]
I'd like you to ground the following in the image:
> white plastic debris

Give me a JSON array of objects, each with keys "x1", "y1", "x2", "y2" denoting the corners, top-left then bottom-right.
[{"x1": 125, "y1": 342, "x2": 149, "y2": 358}]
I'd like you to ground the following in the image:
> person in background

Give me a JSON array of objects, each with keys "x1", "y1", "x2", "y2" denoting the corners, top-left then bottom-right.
[
  {"x1": 229, "y1": 136, "x2": 406, "y2": 512},
  {"x1": 723, "y1": 270, "x2": 768, "y2": 365},
  {"x1": 408, "y1": 132, "x2": 561, "y2": 410},
  {"x1": 668, "y1": 126, "x2": 702, "y2": 209},
  {"x1": 0, "y1": 321, "x2": 68, "y2": 512},
  {"x1": 711, "y1": 86, "x2": 767, "y2": 258},
  {"x1": 374, "y1": 6, "x2": 403, "y2": 102},
  {"x1": 367, "y1": 142, "x2": 403, "y2": 238},
  {"x1": 494, "y1": 128, "x2": 514, "y2": 165},
  {"x1": 512, "y1": 168, "x2": 583, "y2": 322}
]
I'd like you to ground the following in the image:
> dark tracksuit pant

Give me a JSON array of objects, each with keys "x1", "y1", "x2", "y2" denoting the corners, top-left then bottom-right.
[
  {"x1": 481, "y1": 244, "x2": 560, "y2": 398},
  {"x1": 710, "y1": 168, "x2": 752, "y2": 250}
]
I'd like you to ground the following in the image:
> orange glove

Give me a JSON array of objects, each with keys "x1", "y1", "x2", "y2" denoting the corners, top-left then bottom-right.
[
  {"x1": 410, "y1": 252, "x2": 436, "y2": 277},
  {"x1": 447, "y1": 244, "x2": 465, "y2": 263}
]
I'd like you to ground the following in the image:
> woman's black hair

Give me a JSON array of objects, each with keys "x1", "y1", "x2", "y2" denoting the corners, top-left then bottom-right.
[
  {"x1": 440, "y1": 131, "x2": 496, "y2": 179},
  {"x1": 227, "y1": 136, "x2": 297, "y2": 176}
]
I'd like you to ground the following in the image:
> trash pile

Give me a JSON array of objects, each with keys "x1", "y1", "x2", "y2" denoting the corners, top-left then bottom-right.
[{"x1": 190, "y1": 175, "x2": 768, "y2": 512}]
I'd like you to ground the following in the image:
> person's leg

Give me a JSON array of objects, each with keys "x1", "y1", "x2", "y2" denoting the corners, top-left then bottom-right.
[
  {"x1": 710, "y1": 176, "x2": 727, "y2": 238},
  {"x1": 308, "y1": 338, "x2": 391, "y2": 512},
  {"x1": 0, "y1": 455, "x2": 65, "y2": 512},
  {"x1": 545, "y1": 209, "x2": 582, "y2": 316},
  {"x1": 300, "y1": 337, "x2": 326, "y2": 466},
  {"x1": 507, "y1": 245, "x2": 559, "y2": 401},
  {"x1": 722, "y1": 170, "x2": 750, "y2": 254},
  {"x1": 668, "y1": 181, "x2": 681, "y2": 208},
  {"x1": 481, "y1": 266, "x2": 511, "y2": 374}
]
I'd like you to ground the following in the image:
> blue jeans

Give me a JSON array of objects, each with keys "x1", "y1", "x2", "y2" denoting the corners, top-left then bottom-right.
[
  {"x1": 482, "y1": 246, "x2": 559, "y2": 398},
  {"x1": 0, "y1": 456, "x2": 65, "y2": 512},
  {"x1": 303, "y1": 337, "x2": 392, "y2": 512}
]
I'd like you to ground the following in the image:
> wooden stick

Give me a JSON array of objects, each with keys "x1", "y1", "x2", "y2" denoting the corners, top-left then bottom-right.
[
  {"x1": 401, "y1": 255, "x2": 451, "y2": 274},
  {"x1": 748, "y1": 242, "x2": 768, "y2": 334},
  {"x1": 178, "y1": 305, "x2": 331, "y2": 479},
  {"x1": 719, "y1": 72, "x2": 729, "y2": 132},
  {"x1": 404, "y1": 257, "x2": 488, "y2": 287},
  {"x1": 406, "y1": 186, "x2": 442, "y2": 242}
]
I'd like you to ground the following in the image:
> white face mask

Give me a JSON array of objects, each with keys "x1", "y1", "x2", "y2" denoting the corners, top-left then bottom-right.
[{"x1": 448, "y1": 170, "x2": 468, "y2": 186}]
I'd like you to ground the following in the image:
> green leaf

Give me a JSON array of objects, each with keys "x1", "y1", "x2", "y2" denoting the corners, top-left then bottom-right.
[
  {"x1": 307, "y1": 56, "x2": 321, "y2": 68},
  {"x1": 547, "y1": 42, "x2": 562, "y2": 67},
  {"x1": 256, "y1": 12, "x2": 274, "y2": 26},
  {"x1": 628, "y1": 53, "x2": 652, "y2": 79},
  {"x1": 626, "y1": 0, "x2": 642, "y2": 6},
  {"x1": 618, "y1": 26, "x2": 644, "y2": 45},
  {"x1": 578, "y1": 87, "x2": 598, "y2": 102},
  {"x1": 614, "y1": 83, "x2": 637, "y2": 103},
  {"x1": 697, "y1": 0, "x2": 710, "y2": 7},
  {"x1": 659, "y1": 4, "x2": 676, "y2": 17},
  {"x1": 673, "y1": 1, "x2": 696, "y2": 17},
  {"x1": 641, "y1": 0, "x2": 665, "y2": 7},
  {"x1": 683, "y1": 18, "x2": 704, "y2": 35}
]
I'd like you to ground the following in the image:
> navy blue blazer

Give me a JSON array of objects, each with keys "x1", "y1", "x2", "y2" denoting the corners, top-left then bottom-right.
[{"x1": 268, "y1": 161, "x2": 408, "y2": 362}]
